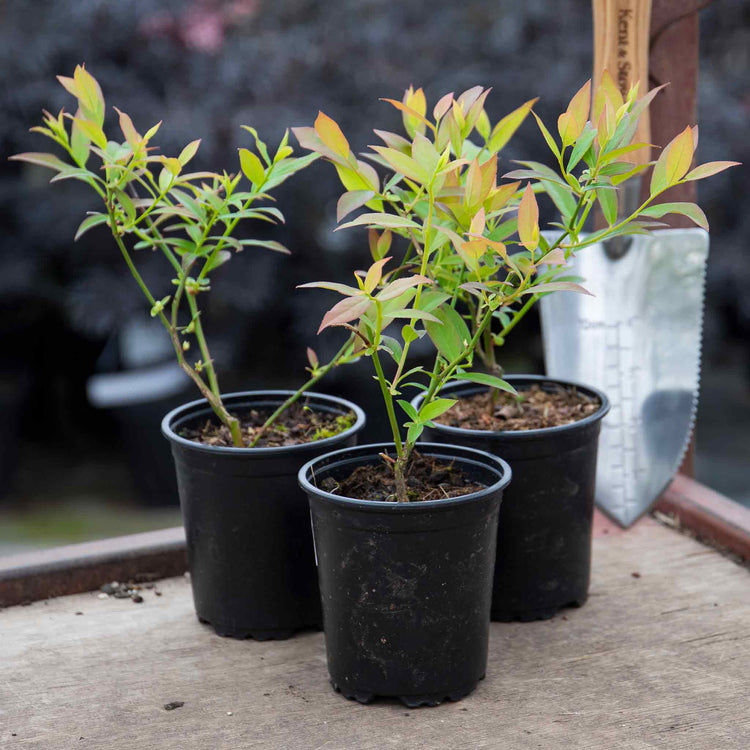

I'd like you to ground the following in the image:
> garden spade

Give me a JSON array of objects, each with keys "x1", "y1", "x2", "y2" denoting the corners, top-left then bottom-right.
[{"x1": 539, "y1": 0, "x2": 709, "y2": 526}]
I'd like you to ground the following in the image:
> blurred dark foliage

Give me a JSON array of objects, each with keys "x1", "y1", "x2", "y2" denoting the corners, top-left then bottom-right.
[{"x1": 0, "y1": 0, "x2": 746, "y2": 501}]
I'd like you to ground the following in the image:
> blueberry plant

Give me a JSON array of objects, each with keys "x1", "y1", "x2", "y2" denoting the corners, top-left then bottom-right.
[
  {"x1": 11, "y1": 65, "x2": 355, "y2": 448},
  {"x1": 295, "y1": 78, "x2": 737, "y2": 501}
]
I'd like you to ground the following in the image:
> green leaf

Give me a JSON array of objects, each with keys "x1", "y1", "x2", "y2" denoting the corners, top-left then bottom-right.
[
  {"x1": 263, "y1": 153, "x2": 320, "y2": 191},
  {"x1": 379, "y1": 335, "x2": 403, "y2": 364},
  {"x1": 639, "y1": 202, "x2": 708, "y2": 231},
  {"x1": 402, "y1": 324, "x2": 419, "y2": 344},
  {"x1": 71, "y1": 116, "x2": 107, "y2": 149},
  {"x1": 337, "y1": 212, "x2": 420, "y2": 231},
  {"x1": 597, "y1": 187, "x2": 618, "y2": 226},
  {"x1": 74, "y1": 213, "x2": 108, "y2": 240},
  {"x1": 113, "y1": 189, "x2": 136, "y2": 224},
  {"x1": 567, "y1": 123, "x2": 597, "y2": 172},
  {"x1": 418, "y1": 398, "x2": 457, "y2": 422},
  {"x1": 397, "y1": 399, "x2": 418, "y2": 421},
  {"x1": 175, "y1": 140, "x2": 200, "y2": 168},
  {"x1": 406, "y1": 422, "x2": 424, "y2": 445},
  {"x1": 370, "y1": 146, "x2": 430, "y2": 184},
  {"x1": 425, "y1": 305, "x2": 471, "y2": 362},
  {"x1": 70, "y1": 114, "x2": 90, "y2": 167},
  {"x1": 238, "y1": 148, "x2": 266, "y2": 185},
  {"x1": 488, "y1": 98, "x2": 536, "y2": 153},
  {"x1": 416, "y1": 291, "x2": 451, "y2": 313},
  {"x1": 455, "y1": 371, "x2": 517, "y2": 395},
  {"x1": 532, "y1": 111, "x2": 561, "y2": 161},
  {"x1": 239, "y1": 239, "x2": 291, "y2": 254},
  {"x1": 204, "y1": 250, "x2": 232, "y2": 273}
]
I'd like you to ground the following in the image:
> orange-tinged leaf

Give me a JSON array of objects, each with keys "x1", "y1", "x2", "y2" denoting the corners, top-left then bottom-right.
[
  {"x1": 469, "y1": 207, "x2": 486, "y2": 235},
  {"x1": 292, "y1": 125, "x2": 346, "y2": 165},
  {"x1": 307, "y1": 348, "x2": 319, "y2": 369},
  {"x1": 363, "y1": 256, "x2": 391, "y2": 293},
  {"x1": 567, "y1": 79, "x2": 591, "y2": 131},
  {"x1": 595, "y1": 70, "x2": 623, "y2": 119},
  {"x1": 314, "y1": 112, "x2": 350, "y2": 159},
  {"x1": 114, "y1": 107, "x2": 141, "y2": 150},
  {"x1": 459, "y1": 240, "x2": 487, "y2": 268},
  {"x1": 683, "y1": 161, "x2": 740, "y2": 182},
  {"x1": 382, "y1": 98, "x2": 435, "y2": 135},
  {"x1": 664, "y1": 126, "x2": 695, "y2": 184},
  {"x1": 377, "y1": 230, "x2": 392, "y2": 257},
  {"x1": 368, "y1": 228, "x2": 393, "y2": 260},
  {"x1": 486, "y1": 180, "x2": 520, "y2": 212},
  {"x1": 479, "y1": 157, "x2": 497, "y2": 198},
  {"x1": 465, "y1": 158, "x2": 483, "y2": 207},
  {"x1": 517, "y1": 183, "x2": 539, "y2": 252}
]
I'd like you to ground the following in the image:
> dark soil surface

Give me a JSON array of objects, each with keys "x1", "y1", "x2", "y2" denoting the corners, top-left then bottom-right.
[
  {"x1": 181, "y1": 403, "x2": 355, "y2": 448},
  {"x1": 321, "y1": 451, "x2": 485, "y2": 502},
  {"x1": 436, "y1": 384, "x2": 600, "y2": 431}
]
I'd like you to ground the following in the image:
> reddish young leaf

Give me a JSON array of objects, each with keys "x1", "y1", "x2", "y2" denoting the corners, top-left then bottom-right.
[
  {"x1": 377, "y1": 275, "x2": 432, "y2": 302},
  {"x1": 433, "y1": 92, "x2": 454, "y2": 121},
  {"x1": 318, "y1": 295, "x2": 372, "y2": 333},
  {"x1": 314, "y1": 112, "x2": 350, "y2": 159},
  {"x1": 337, "y1": 190, "x2": 375, "y2": 223}
]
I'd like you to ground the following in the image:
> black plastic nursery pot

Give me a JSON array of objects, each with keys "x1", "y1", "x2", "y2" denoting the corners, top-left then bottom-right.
[
  {"x1": 413, "y1": 376, "x2": 609, "y2": 622},
  {"x1": 298, "y1": 442, "x2": 511, "y2": 707},
  {"x1": 162, "y1": 390, "x2": 365, "y2": 640}
]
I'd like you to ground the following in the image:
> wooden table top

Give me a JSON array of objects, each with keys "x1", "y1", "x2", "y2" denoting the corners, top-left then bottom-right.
[{"x1": 2, "y1": 516, "x2": 748, "y2": 749}]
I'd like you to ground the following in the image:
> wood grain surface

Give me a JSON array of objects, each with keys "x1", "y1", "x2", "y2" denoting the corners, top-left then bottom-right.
[{"x1": 2, "y1": 518, "x2": 748, "y2": 749}]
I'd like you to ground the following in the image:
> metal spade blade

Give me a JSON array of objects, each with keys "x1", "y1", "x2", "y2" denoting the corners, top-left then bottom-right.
[{"x1": 540, "y1": 228, "x2": 709, "y2": 526}]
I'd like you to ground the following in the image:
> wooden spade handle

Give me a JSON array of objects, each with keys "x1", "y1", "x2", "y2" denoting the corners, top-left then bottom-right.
[{"x1": 593, "y1": 0, "x2": 652, "y2": 164}]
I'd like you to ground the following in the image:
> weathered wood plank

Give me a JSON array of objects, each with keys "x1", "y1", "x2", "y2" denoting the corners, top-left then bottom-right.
[
  {"x1": 0, "y1": 528, "x2": 187, "y2": 608},
  {"x1": 2, "y1": 519, "x2": 748, "y2": 749}
]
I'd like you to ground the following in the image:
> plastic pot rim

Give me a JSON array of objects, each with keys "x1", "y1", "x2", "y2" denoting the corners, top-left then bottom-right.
[
  {"x1": 161, "y1": 389, "x2": 366, "y2": 457},
  {"x1": 298, "y1": 441, "x2": 512, "y2": 513},
  {"x1": 410, "y1": 374, "x2": 610, "y2": 442}
]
